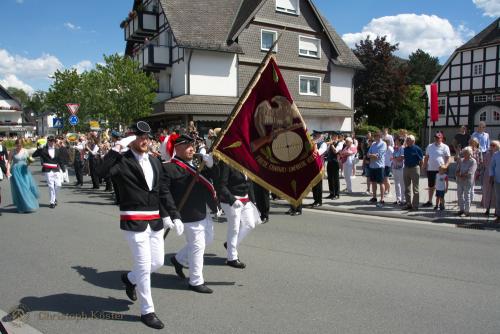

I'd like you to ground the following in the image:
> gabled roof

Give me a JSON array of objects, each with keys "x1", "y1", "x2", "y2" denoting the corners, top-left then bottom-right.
[
  {"x1": 457, "y1": 18, "x2": 500, "y2": 51},
  {"x1": 159, "y1": 0, "x2": 243, "y2": 53},
  {"x1": 126, "y1": 0, "x2": 362, "y2": 69},
  {"x1": 431, "y1": 18, "x2": 500, "y2": 84},
  {"x1": 227, "y1": 0, "x2": 269, "y2": 43},
  {"x1": 226, "y1": 0, "x2": 364, "y2": 70},
  {"x1": 0, "y1": 84, "x2": 18, "y2": 101}
]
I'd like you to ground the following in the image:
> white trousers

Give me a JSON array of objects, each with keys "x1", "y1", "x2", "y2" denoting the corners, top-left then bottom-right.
[
  {"x1": 221, "y1": 202, "x2": 258, "y2": 261},
  {"x1": 344, "y1": 161, "x2": 353, "y2": 192},
  {"x1": 123, "y1": 226, "x2": 164, "y2": 315},
  {"x1": 175, "y1": 216, "x2": 213, "y2": 286},
  {"x1": 45, "y1": 171, "x2": 62, "y2": 204},
  {"x1": 392, "y1": 168, "x2": 405, "y2": 202}
]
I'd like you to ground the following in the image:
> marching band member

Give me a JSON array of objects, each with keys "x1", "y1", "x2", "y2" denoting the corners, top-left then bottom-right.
[
  {"x1": 164, "y1": 134, "x2": 218, "y2": 294},
  {"x1": 32, "y1": 136, "x2": 63, "y2": 209},
  {"x1": 310, "y1": 131, "x2": 327, "y2": 207},
  {"x1": 215, "y1": 161, "x2": 260, "y2": 269},
  {"x1": 96, "y1": 121, "x2": 178, "y2": 330}
]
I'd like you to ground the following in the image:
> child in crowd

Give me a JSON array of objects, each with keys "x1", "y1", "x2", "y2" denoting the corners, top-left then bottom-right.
[{"x1": 434, "y1": 164, "x2": 449, "y2": 210}]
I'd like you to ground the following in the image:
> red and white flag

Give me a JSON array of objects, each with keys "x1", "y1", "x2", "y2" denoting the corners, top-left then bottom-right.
[{"x1": 425, "y1": 83, "x2": 439, "y2": 122}]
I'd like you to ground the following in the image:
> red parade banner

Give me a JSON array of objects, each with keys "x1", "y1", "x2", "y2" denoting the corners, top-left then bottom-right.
[{"x1": 212, "y1": 56, "x2": 323, "y2": 207}]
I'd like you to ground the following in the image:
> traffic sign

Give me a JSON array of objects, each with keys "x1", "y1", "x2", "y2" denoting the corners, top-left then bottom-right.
[
  {"x1": 52, "y1": 117, "x2": 64, "y2": 129},
  {"x1": 69, "y1": 115, "x2": 79, "y2": 126},
  {"x1": 66, "y1": 103, "x2": 80, "y2": 115}
]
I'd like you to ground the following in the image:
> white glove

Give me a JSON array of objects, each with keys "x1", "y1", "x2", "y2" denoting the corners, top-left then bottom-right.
[
  {"x1": 117, "y1": 135, "x2": 136, "y2": 148},
  {"x1": 173, "y1": 219, "x2": 184, "y2": 236},
  {"x1": 202, "y1": 153, "x2": 214, "y2": 168},
  {"x1": 232, "y1": 200, "x2": 244, "y2": 209},
  {"x1": 216, "y1": 207, "x2": 224, "y2": 217},
  {"x1": 162, "y1": 216, "x2": 174, "y2": 229}
]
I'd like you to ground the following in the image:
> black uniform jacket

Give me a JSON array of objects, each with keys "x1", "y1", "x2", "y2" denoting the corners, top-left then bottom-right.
[
  {"x1": 215, "y1": 161, "x2": 250, "y2": 205},
  {"x1": 0, "y1": 145, "x2": 8, "y2": 174},
  {"x1": 32, "y1": 146, "x2": 62, "y2": 172},
  {"x1": 163, "y1": 157, "x2": 218, "y2": 223},
  {"x1": 97, "y1": 149, "x2": 169, "y2": 232}
]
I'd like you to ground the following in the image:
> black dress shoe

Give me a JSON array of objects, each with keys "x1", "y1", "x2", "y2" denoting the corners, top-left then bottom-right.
[
  {"x1": 291, "y1": 210, "x2": 302, "y2": 216},
  {"x1": 121, "y1": 273, "x2": 137, "y2": 301},
  {"x1": 285, "y1": 208, "x2": 293, "y2": 215},
  {"x1": 49, "y1": 203, "x2": 55, "y2": 209},
  {"x1": 223, "y1": 242, "x2": 227, "y2": 250},
  {"x1": 189, "y1": 284, "x2": 213, "y2": 294},
  {"x1": 310, "y1": 202, "x2": 322, "y2": 208},
  {"x1": 170, "y1": 256, "x2": 186, "y2": 279},
  {"x1": 140, "y1": 312, "x2": 164, "y2": 329},
  {"x1": 261, "y1": 217, "x2": 269, "y2": 224},
  {"x1": 227, "y1": 259, "x2": 246, "y2": 269}
]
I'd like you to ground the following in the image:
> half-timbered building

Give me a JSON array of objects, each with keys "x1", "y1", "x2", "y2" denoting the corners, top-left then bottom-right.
[{"x1": 428, "y1": 18, "x2": 500, "y2": 142}]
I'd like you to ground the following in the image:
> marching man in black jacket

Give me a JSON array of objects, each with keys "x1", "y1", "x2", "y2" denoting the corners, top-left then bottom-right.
[
  {"x1": 32, "y1": 136, "x2": 62, "y2": 208},
  {"x1": 97, "y1": 121, "x2": 182, "y2": 330},
  {"x1": 164, "y1": 134, "x2": 218, "y2": 294},
  {"x1": 216, "y1": 161, "x2": 261, "y2": 269}
]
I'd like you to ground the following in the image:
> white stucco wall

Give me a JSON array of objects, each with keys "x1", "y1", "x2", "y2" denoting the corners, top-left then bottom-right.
[
  {"x1": 330, "y1": 66, "x2": 354, "y2": 108},
  {"x1": 304, "y1": 116, "x2": 352, "y2": 133},
  {"x1": 189, "y1": 50, "x2": 237, "y2": 97},
  {"x1": 171, "y1": 58, "x2": 187, "y2": 97}
]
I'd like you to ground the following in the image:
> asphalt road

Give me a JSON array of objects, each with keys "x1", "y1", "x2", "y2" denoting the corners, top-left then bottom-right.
[{"x1": 1, "y1": 167, "x2": 500, "y2": 334}]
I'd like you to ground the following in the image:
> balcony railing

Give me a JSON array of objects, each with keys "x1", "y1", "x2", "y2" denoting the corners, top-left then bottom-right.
[
  {"x1": 135, "y1": 45, "x2": 171, "y2": 72},
  {"x1": 123, "y1": 11, "x2": 158, "y2": 42}
]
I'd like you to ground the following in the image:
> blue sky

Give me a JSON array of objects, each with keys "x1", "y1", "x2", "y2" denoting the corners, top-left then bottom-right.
[{"x1": 0, "y1": 0, "x2": 498, "y2": 93}]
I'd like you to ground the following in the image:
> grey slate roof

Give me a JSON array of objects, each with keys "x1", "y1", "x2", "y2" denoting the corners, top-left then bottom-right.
[
  {"x1": 457, "y1": 18, "x2": 500, "y2": 51},
  {"x1": 154, "y1": 0, "x2": 362, "y2": 69},
  {"x1": 159, "y1": 0, "x2": 243, "y2": 53},
  {"x1": 151, "y1": 95, "x2": 352, "y2": 117}
]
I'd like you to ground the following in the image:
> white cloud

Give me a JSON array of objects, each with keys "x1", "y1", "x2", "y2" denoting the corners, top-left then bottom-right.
[
  {"x1": 64, "y1": 22, "x2": 81, "y2": 30},
  {"x1": 72, "y1": 60, "x2": 93, "y2": 74},
  {"x1": 473, "y1": 0, "x2": 500, "y2": 17},
  {"x1": 0, "y1": 74, "x2": 34, "y2": 94},
  {"x1": 0, "y1": 49, "x2": 63, "y2": 80},
  {"x1": 342, "y1": 14, "x2": 471, "y2": 58}
]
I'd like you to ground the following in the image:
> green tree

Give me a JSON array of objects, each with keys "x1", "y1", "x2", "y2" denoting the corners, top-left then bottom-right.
[
  {"x1": 393, "y1": 85, "x2": 425, "y2": 130},
  {"x1": 353, "y1": 36, "x2": 408, "y2": 128},
  {"x1": 45, "y1": 69, "x2": 82, "y2": 131},
  {"x1": 6, "y1": 87, "x2": 30, "y2": 107},
  {"x1": 407, "y1": 49, "x2": 441, "y2": 86},
  {"x1": 98, "y1": 54, "x2": 157, "y2": 127}
]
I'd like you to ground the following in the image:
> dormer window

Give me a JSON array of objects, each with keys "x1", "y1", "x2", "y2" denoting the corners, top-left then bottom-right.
[{"x1": 276, "y1": 0, "x2": 299, "y2": 15}]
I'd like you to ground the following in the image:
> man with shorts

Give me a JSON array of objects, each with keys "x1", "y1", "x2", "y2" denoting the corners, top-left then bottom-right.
[
  {"x1": 367, "y1": 131, "x2": 387, "y2": 207},
  {"x1": 422, "y1": 132, "x2": 450, "y2": 207}
]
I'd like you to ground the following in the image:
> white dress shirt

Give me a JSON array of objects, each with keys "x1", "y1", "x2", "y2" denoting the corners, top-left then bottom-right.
[
  {"x1": 48, "y1": 146, "x2": 55, "y2": 159},
  {"x1": 131, "y1": 150, "x2": 154, "y2": 191}
]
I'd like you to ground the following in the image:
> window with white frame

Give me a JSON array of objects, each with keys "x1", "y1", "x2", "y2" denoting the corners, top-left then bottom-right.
[
  {"x1": 474, "y1": 95, "x2": 488, "y2": 103},
  {"x1": 299, "y1": 36, "x2": 320, "y2": 58},
  {"x1": 299, "y1": 76, "x2": 321, "y2": 96},
  {"x1": 276, "y1": 0, "x2": 299, "y2": 15},
  {"x1": 473, "y1": 63, "x2": 483, "y2": 76},
  {"x1": 261, "y1": 30, "x2": 278, "y2": 52}
]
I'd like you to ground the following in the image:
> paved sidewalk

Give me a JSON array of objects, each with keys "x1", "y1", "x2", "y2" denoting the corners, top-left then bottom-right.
[{"x1": 273, "y1": 165, "x2": 500, "y2": 230}]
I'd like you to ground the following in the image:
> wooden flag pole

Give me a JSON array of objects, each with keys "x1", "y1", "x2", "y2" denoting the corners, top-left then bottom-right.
[
  {"x1": 165, "y1": 31, "x2": 286, "y2": 240},
  {"x1": 209, "y1": 30, "x2": 285, "y2": 152}
]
